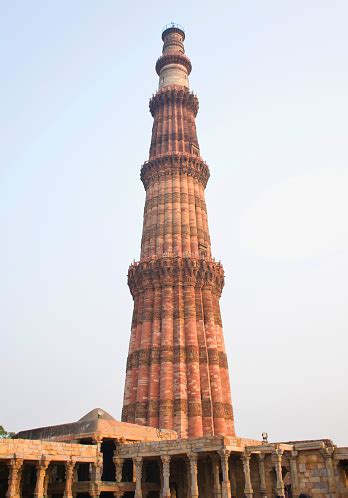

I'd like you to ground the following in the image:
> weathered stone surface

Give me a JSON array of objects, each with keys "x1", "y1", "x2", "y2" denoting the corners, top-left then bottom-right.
[{"x1": 0, "y1": 438, "x2": 97, "y2": 462}]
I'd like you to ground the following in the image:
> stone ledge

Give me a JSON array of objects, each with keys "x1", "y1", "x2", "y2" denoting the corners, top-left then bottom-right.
[
  {"x1": 128, "y1": 255, "x2": 224, "y2": 297},
  {"x1": 149, "y1": 86, "x2": 197, "y2": 116}
]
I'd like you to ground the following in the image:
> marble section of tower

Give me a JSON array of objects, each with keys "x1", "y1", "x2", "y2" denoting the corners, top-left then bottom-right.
[{"x1": 122, "y1": 26, "x2": 235, "y2": 439}]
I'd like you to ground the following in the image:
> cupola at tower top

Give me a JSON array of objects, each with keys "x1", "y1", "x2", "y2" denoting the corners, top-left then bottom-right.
[{"x1": 156, "y1": 23, "x2": 192, "y2": 90}]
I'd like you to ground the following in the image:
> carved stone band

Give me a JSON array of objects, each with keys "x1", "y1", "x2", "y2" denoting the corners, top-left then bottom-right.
[
  {"x1": 141, "y1": 153, "x2": 210, "y2": 190},
  {"x1": 126, "y1": 346, "x2": 228, "y2": 371},
  {"x1": 155, "y1": 53, "x2": 192, "y2": 77},
  {"x1": 149, "y1": 86, "x2": 197, "y2": 116},
  {"x1": 122, "y1": 400, "x2": 233, "y2": 421},
  {"x1": 128, "y1": 255, "x2": 224, "y2": 297}
]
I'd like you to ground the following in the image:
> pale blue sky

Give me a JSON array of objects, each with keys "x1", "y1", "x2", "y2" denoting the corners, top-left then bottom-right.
[{"x1": 1, "y1": 1, "x2": 347, "y2": 445}]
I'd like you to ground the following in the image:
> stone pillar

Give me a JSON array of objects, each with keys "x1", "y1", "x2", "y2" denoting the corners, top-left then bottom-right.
[
  {"x1": 321, "y1": 447, "x2": 337, "y2": 498},
  {"x1": 6, "y1": 458, "x2": 23, "y2": 498},
  {"x1": 93, "y1": 436, "x2": 103, "y2": 453},
  {"x1": 188, "y1": 452, "x2": 199, "y2": 498},
  {"x1": 91, "y1": 460, "x2": 103, "y2": 482},
  {"x1": 133, "y1": 460, "x2": 137, "y2": 483},
  {"x1": 113, "y1": 455, "x2": 124, "y2": 483},
  {"x1": 241, "y1": 452, "x2": 253, "y2": 498},
  {"x1": 73, "y1": 463, "x2": 78, "y2": 483},
  {"x1": 229, "y1": 459, "x2": 237, "y2": 498},
  {"x1": 161, "y1": 455, "x2": 171, "y2": 498},
  {"x1": 64, "y1": 459, "x2": 75, "y2": 498},
  {"x1": 257, "y1": 454, "x2": 267, "y2": 498},
  {"x1": 34, "y1": 457, "x2": 50, "y2": 498},
  {"x1": 92, "y1": 436, "x2": 103, "y2": 481},
  {"x1": 219, "y1": 450, "x2": 231, "y2": 498},
  {"x1": 89, "y1": 461, "x2": 101, "y2": 498},
  {"x1": 43, "y1": 467, "x2": 50, "y2": 498},
  {"x1": 185, "y1": 458, "x2": 191, "y2": 498},
  {"x1": 289, "y1": 451, "x2": 299, "y2": 498},
  {"x1": 211, "y1": 454, "x2": 222, "y2": 498},
  {"x1": 133, "y1": 456, "x2": 143, "y2": 498},
  {"x1": 272, "y1": 449, "x2": 285, "y2": 498}
]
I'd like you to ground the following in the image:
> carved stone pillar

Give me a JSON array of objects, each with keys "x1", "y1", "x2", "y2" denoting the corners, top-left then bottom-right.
[
  {"x1": 219, "y1": 450, "x2": 231, "y2": 498},
  {"x1": 229, "y1": 459, "x2": 237, "y2": 498},
  {"x1": 272, "y1": 449, "x2": 285, "y2": 498},
  {"x1": 73, "y1": 464, "x2": 78, "y2": 484},
  {"x1": 133, "y1": 456, "x2": 143, "y2": 498},
  {"x1": 241, "y1": 452, "x2": 253, "y2": 498},
  {"x1": 321, "y1": 447, "x2": 337, "y2": 498},
  {"x1": 43, "y1": 467, "x2": 50, "y2": 498},
  {"x1": 161, "y1": 455, "x2": 171, "y2": 498},
  {"x1": 188, "y1": 452, "x2": 199, "y2": 498},
  {"x1": 34, "y1": 457, "x2": 50, "y2": 498},
  {"x1": 211, "y1": 454, "x2": 222, "y2": 498},
  {"x1": 92, "y1": 435, "x2": 103, "y2": 484},
  {"x1": 6, "y1": 458, "x2": 23, "y2": 498},
  {"x1": 133, "y1": 460, "x2": 137, "y2": 483},
  {"x1": 289, "y1": 451, "x2": 299, "y2": 498},
  {"x1": 91, "y1": 458, "x2": 103, "y2": 482},
  {"x1": 257, "y1": 454, "x2": 267, "y2": 498},
  {"x1": 113, "y1": 455, "x2": 124, "y2": 483},
  {"x1": 185, "y1": 458, "x2": 191, "y2": 498},
  {"x1": 64, "y1": 459, "x2": 75, "y2": 498},
  {"x1": 93, "y1": 436, "x2": 103, "y2": 453}
]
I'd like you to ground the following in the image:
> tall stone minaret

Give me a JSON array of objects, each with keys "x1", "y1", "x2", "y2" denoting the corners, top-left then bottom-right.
[{"x1": 122, "y1": 24, "x2": 235, "y2": 438}]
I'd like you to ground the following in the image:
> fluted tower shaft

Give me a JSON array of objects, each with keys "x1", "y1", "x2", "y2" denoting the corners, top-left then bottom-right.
[{"x1": 122, "y1": 25, "x2": 235, "y2": 438}]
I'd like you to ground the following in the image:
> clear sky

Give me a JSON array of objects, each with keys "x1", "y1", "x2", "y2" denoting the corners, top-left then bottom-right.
[{"x1": 1, "y1": 1, "x2": 347, "y2": 445}]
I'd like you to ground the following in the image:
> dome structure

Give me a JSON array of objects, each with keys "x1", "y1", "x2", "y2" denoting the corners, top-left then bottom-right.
[{"x1": 78, "y1": 408, "x2": 116, "y2": 423}]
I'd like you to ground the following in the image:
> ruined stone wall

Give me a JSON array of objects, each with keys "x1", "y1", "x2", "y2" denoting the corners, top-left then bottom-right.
[{"x1": 296, "y1": 450, "x2": 329, "y2": 496}]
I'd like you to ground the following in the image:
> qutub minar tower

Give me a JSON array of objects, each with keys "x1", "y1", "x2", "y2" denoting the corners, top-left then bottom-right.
[
  {"x1": 122, "y1": 24, "x2": 235, "y2": 439},
  {"x1": 2, "y1": 24, "x2": 346, "y2": 498}
]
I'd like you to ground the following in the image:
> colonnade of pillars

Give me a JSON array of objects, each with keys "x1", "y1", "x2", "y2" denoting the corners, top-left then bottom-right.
[
  {"x1": 114, "y1": 448, "x2": 287, "y2": 498},
  {"x1": 4, "y1": 447, "x2": 292, "y2": 498},
  {"x1": 5, "y1": 457, "x2": 86, "y2": 498}
]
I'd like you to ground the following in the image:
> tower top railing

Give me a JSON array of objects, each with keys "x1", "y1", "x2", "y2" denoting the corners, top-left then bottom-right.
[
  {"x1": 162, "y1": 22, "x2": 185, "y2": 41},
  {"x1": 162, "y1": 22, "x2": 185, "y2": 33}
]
